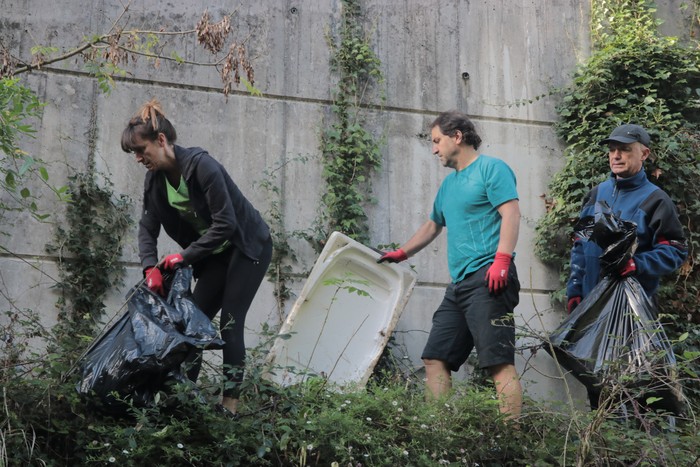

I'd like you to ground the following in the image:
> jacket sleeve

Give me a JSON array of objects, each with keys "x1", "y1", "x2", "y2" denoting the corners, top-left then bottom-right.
[
  {"x1": 634, "y1": 190, "x2": 687, "y2": 277},
  {"x1": 138, "y1": 176, "x2": 162, "y2": 271},
  {"x1": 180, "y1": 156, "x2": 238, "y2": 265},
  {"x1": 566, "y1": 188, "x2": 597, "y2": 298}
]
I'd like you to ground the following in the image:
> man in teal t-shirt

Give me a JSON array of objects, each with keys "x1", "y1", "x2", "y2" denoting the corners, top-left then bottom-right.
[{"x1": 378, "y1": 110, "x2": 522, "y2": 420}]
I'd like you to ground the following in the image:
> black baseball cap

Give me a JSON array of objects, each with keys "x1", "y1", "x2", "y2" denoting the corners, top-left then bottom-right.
[{"x1": 600, "y1": 124, "x2": 651, "y2": 147}]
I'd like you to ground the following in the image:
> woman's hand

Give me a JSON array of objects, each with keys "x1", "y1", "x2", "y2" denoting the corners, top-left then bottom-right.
[
  {"x1": 162, "y1": 253, "x2": 184, "y2": 270},
  {"x1": 145, "y1": 267, "x2": 165, "y2": 295}
]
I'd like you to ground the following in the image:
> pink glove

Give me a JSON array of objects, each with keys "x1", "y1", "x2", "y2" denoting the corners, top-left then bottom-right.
[
  {"x1": 144, "y1": 267, "x2": 164, "y2": 296},
  {"x1": 619, "y1": 258, "x2": 636, "y2": 277},
  {"x1": 377, "y1": 249, "x2": 408, "y2": 264},
  {"x1": 162, "y1": 253, "x2": 185, "y2": 270},
  {"x1": 485, "y1": 252, "x2": 512, "y2": 293},
  {"x1": 567, "y1": 296, "x2": 581, "y2": 314}
]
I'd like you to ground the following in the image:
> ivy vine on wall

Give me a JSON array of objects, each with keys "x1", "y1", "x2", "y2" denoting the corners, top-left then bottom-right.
[
  {"x1": 257, "y1": 0, "x2": 384, "y2": 316},
  {"x1": 316, "y1": 0, "x2": 384, "y2": 247},
  {"x1": 45, "y1": 173, "x2": 132, "y2": 353}
]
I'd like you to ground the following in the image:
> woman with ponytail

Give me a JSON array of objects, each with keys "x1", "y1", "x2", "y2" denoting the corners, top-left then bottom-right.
[{"x1": 121, "y1": 98, "x2": 272, "y2": 415}]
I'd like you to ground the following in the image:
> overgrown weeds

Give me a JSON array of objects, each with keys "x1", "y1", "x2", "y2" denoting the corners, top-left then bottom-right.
[{"x1": 3, "y1": 318, "x2": 700, "y2": 466}]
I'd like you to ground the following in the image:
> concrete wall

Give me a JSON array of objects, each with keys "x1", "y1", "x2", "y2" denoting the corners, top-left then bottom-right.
[{"x1": 1, "y1": 0, "x2": 689, "y2": 406}]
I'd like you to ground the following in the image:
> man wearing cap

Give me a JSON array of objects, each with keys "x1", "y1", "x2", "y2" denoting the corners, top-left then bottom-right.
[{"x1": 566, "y1": 123, "x2": 687, "y2": 316}]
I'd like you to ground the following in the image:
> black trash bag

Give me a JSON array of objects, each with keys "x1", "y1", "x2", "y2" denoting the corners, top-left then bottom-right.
[
  {"x1": 546, "y1": 202, "x2": 683, "y2": 414},
  {"x1": 588, "y1": 202, "x2": 638, "y2": 276},
  {"x1": 76, "y1": 266, "x2": 224, "y2": 412}
]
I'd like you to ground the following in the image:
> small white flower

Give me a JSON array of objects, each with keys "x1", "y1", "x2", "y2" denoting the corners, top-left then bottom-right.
[
  {"x1": 103, "y1": 443, "x2": 110, "y2": 447},
  {"x1": 177, "y1": 443, "x2": 184, "y2": 449},
  {"x1": 366, "y1": 417, "x2": 372, "y2": 422},
  {"x1": 397, "y1": 407, "x2": 403, "y2": 412},
  {"x1": 306, "y1": 444, "x2": 314, "y2": 451},
  {"x1": 391, "y1": 400, "x2": 398, "y2": 406},
  {"x1": 108, "y1": 457, "x2": 116, "y2": 463},
  {"x1": 420, "y1": 424, "x2": 428, "y2": 429},
  {"x1": 403, "y1": 450, "x2": 409, "y2": 456},
  {"x1": 345, "y1": 400, "x2": 351, "y2": 404},
  {"x1": 122, "y1": 450, "x2": 129, "y2": 455}
]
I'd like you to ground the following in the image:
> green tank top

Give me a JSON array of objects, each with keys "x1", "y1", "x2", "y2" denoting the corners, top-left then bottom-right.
[{"x1": 165, "y1": 174, "x2": 231, "y2": 255}]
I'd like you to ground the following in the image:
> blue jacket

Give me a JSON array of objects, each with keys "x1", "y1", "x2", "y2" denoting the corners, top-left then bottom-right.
[
  {"x1": 567, "y1": 170, "x2": 686, "y2": 299},
  {"x1": 138, "y1": 145, "x2": 270, "y2": 271}
]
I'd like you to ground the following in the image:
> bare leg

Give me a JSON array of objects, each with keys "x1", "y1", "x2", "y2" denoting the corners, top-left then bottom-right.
[
  {"x1": 423, "y1": 358, "x2": 451, "y2": 399},
  {"x1": 221, "y1": 396, "x2": 239, "y2": 415},
  {"x1": 489, "y1": 363, "x2": 522, "y2": 420}
]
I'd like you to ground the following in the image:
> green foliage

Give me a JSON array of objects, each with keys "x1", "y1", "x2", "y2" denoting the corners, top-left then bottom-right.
[
  {"x1": 256, "y1": 0, "x2": 385, "y2": 317},
  {"x1": 45, "y1": 172, "x2": 132, "y2": 351},
  {"x1": 3, "y1": 267, "x2": 700, "y2": 466},
  {"x1": 0, "y1": 78, "x2": 68, "y2": 235},
  {"x1": 4, "y1": 337, "x2": 700, "y2": 466},
  {"x1": 317, "y1": 0, "x2": 384, "y2": 247}
]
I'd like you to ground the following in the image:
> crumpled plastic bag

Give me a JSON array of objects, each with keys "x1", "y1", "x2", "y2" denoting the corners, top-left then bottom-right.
[
  {"x1": 76, "y1": 266, "x2": 224, "y2": 411},
  {"x1": 546, "y1": 202, "x2": 683, "y2": 413}
]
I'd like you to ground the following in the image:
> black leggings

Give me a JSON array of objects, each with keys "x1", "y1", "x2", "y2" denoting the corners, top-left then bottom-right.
[{"x1": 186, "y1": 238, "x2": 272, "y2": 398}]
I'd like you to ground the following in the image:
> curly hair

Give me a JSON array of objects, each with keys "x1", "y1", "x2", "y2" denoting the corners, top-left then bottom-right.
[{"x1": 430, "y1": 110, "x2": 482, "y2": 150}]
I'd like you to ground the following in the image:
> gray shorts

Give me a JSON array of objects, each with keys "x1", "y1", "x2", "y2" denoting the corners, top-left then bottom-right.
[{"x1": 421, "y1": 263, "x2": 520, "y2": 371}]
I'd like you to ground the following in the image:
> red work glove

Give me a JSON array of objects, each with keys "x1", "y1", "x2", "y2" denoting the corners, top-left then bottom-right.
[
  {"x1": 485, "y1": 252, "x2": 512, "y2": 293},
  {"x1": 144, "y1": 267, "x2": 164, "y2": 296},
  {"x1": 567, "y1": 296, "x2": 581, "y2": 314},
  {"x1": 377, "y1": 248, "x2": 408, "y2": 264},
  {"x1": 619, "y1": 258, "x2": 636, "y2": 277},
  {"x1": 161, "y1": 253, "x2": 185, "y2": 270}
]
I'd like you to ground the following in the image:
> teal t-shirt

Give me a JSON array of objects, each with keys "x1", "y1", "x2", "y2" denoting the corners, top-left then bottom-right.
[
  {"x1": 165, "y1": 175, "x2": 231, "y2": 255},
  {"x1": 430, "y1": 155, "x2": 518, "y2": 282}
]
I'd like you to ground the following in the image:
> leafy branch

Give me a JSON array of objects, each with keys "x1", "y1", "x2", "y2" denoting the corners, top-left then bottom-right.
[{"x1": 0, "y1": 2, "x2": 255, "y2": 97}]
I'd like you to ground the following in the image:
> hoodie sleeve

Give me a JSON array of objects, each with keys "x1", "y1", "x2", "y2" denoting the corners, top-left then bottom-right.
[
  {"x1": 138, "y1": 173, "x2": 162, "y2": 271},
  {"x1": 180, "y1": 153, "x2": 239, "y2": 265}
]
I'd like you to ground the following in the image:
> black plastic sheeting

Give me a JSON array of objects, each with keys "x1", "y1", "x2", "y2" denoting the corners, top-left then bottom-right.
[
  {"x1": 546, "y1": 202, "x2": 683, "y2": 413},
  {"x1": 76, "y1": 267, "x2": 224, "y2": 411}
]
